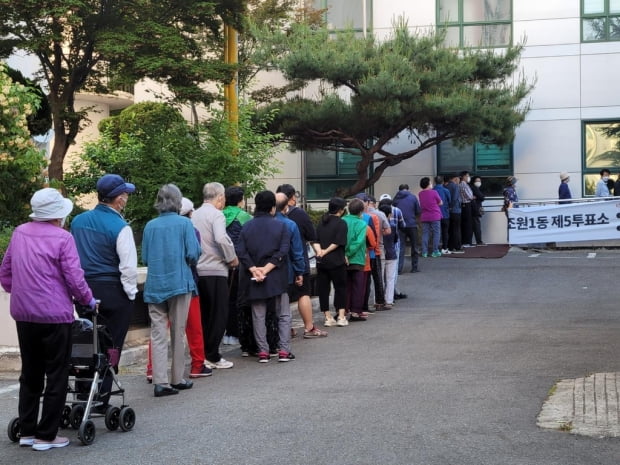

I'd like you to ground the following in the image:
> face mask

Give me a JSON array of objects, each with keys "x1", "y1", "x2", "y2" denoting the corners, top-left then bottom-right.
[
  {"x1": 60, "y1": 217, "x2": 66, "y2": 228},
  {"x1": 603, "y1": 176, "x2": 610, "y2": 182},
  {"x1": 474, "y1": 182, "x2": 481, "y2": 188}
]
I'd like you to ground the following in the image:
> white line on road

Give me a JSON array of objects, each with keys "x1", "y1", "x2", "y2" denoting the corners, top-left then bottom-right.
[
  {"x1": 529, "y1": 254, "x2": 540, "y2": 258},
  {"x1": 587, "y1": 252, "x2": 597, "y2": 258}
]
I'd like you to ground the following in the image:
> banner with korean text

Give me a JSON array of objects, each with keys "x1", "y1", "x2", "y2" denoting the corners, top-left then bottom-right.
[{"x1": 508, "y1": 200, "x2": 620, "y2": 244}]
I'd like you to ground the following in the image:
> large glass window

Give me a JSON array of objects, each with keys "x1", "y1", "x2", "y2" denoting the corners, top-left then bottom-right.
[
  {"x1": 583, "y1": 121, "x2": 620, "y2": 195},
  {"x1": 437, "y1": 0, "x2": 512, "y2": 47},
  {"x1": 305, "y1": 149, "x2": 360, "y2": 200},
  {"x1": 437, "y1": 139, "x2": 513, "y2": 196},
  {"x1": 582, "y1": 0, "x2": 620, "y2": 41},
  {"x1": 314, "y1": 0, "x2": 372, "y2": 32}
]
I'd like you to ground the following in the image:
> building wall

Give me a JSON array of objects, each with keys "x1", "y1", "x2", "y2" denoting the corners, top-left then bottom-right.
[{"x1": 269, "y1": 0, "x2": 620, "y2": 245}]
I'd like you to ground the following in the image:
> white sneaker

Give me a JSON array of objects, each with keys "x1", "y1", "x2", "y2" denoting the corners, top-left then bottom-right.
[
  {"x1": 337, "y1": 318, "x2": 349, "y2": 327},
  {"x1": 32, "y1": 436, "x2": 70, "y2": 451},
  {"x1": 324, "y1": 318, "x2": 338, "y2": 327},
  {"x1": 441, "y1": 249, "x2": 451, "y2": 255},
  {"x1": 205, "y1": 358, "x2": 234, "y2": 369}
]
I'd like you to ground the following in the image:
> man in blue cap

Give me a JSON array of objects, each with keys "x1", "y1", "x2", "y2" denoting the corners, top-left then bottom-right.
[{"x1": 71, "y1": 174, "x2": 138, "y2": 410}]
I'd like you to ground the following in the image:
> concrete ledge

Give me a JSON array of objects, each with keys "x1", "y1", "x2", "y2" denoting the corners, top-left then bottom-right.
[{"x1": 537, "y1": 372, "x2": 620, "y2": 438}]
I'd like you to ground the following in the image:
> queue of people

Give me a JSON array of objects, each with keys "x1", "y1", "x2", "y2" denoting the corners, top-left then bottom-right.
[{"x1": 0, "y1": 174, "x2": 492, "y2": 449}]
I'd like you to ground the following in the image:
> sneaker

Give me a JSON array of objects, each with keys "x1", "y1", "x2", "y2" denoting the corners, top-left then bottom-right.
[
  {"x1": 19, "y1": 436, "x2": 35, "y2": 447},
  {"x1": 205, "y1": 358, "x2": 234, "y2": 369},
  {"x1": 32, "y1": 436, "x2": 70, "y2": 451},
  {"x1": 421, "y1": 253, "x2": 428, "y2": 258},
  {"x1": 451, "y1": 249, "x2": 465, "y2": 254},
  {"x1": 303, "y1": 326, "x2": 328, "y2": 338},
  {"x1": 431, "y1": 251, "x2": 441, "y2": 258},
  {"x1": 258, "y1": 352, "x2": 270, "y2": 363},
  {"x1": 278, "y1": 351, "x2": 296, "y2": 362},
  {"x1": 441, "y1": 249, "x2": 451, "y2": 255},
  {"x1": 463, "y1": 244, "x2": 475, "y2": 248},
  {"x1": 189, "y1": 365, "x2": 213, "y2": 378},
  {"x1": 380, "y1": 303, "x2": 393, "y2": 310},
  {"x1": 324, "y1": 318, "x2": 338, "y2": 327},
  {"x1": 337, "y1": 317, "x2": 349, "y2": 326}
]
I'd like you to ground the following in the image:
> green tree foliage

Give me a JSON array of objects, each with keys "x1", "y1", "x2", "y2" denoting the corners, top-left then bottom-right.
[
  {"x1": 257, "y1": 21, "x2": 533, "y2": 196},
  {"x1": 64, "y1": 101, "x2": 280, "y2": 239},
  {"x1": 0, "y1": 63, "x2": 47, "y2": 227},
  {"x1": 0, "y1": 0, "x2": 247, "y2": 183}
]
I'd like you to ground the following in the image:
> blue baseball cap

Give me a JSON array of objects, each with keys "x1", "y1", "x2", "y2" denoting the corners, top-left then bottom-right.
[{"x1": 96, "y1": 174, "x2": 135, "y2": 199}]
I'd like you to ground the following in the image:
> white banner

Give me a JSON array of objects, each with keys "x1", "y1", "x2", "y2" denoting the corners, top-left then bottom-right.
[{"x1": 508, "y1": 200, "x2": 620, "y2": 244}]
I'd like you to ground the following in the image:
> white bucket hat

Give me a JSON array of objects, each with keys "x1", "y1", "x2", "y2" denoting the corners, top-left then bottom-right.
[
  {"x1": 180, "y1": 197, "x2": 194, "y2": 216},
  {"x1": 29, "y1": 188, "x2": 74, "y2": 221}
]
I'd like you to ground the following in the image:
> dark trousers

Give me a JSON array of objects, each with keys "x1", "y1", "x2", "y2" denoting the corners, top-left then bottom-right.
[
  {"x1": 317, "y1": 264, "x2": 347, "y2": 311},
  {"x1": 440, "y1": 217, "x2": 450, "y2": 250},
  {"x1": 398, "y1": 227, "x2": 419, "y2": 273},
  {"x1": 364, "y1": 257, "x2": 385, "y2": 308},
  {"x1": 226, "y1": 269, "x2": 240, "y2": 338},
  {"x1": 238, "y1": 301, "x2": 279, "y2": 354},
  {"x1": 197, "y1": 275, "x2": 229, "y2": 363},
  {"x1": 448, "y1": 213, "x2": 462, "y2": 251},
  {"x1": 472, "y1": 214, "x2": 482, "y2": 244},
  {"x1": 16, "y1": 321, "x2": 72, "y2": 441},
  {"x1": 87, "y1": 281, "x2": 133, "y2": 405},
  {"x1": 461, "y1": 202, "x2": 473, "y2": 246},
  {"x1": 346, "y1": 269, "x2": 367, "y2": 313}
]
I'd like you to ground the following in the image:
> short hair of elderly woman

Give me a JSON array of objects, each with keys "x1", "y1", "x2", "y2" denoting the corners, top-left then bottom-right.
[{"x1": 155, "y1": 184, "x2": 183, "y2": 213}]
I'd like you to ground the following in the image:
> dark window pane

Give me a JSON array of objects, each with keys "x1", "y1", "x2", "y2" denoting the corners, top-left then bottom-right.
[
  {"x1": 306, "y1": 179, "x2": 357, "y2": 200},
  {"x1": 475, "y1": 143, "x2": 511, "y2": 173},
  {"x1": 438, "y1": 140, "x2": 474, "y2": 173},
  {"x1": 338, "y1": 152, "x2": 359, "y2": 175},
  {"x1": 306, "y1": 149, "x2": 337, "y2": 176}
]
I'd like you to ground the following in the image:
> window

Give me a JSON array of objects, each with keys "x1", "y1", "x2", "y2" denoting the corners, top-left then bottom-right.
[
  {"x1": 313, "y1": 0, "x2": 372, "y2": 32},
  {"x1": 582, "y1": 120, "x2": 620, "y2": 195},
  {"x1": 305, "y1": 149, "x2": 361, "y2": 200},
  {"x1": 582, "y1": 0, "x2": 620, "y2": 42},
  {"x1": 437, "y1": 0, "x2": 512, "y2": 47},
  {"x1": 437, "y1": 139, "x2": 513, "y2": 196}
]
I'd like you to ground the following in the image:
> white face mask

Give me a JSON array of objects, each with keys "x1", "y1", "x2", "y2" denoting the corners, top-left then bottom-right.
[
  {"x1": 60, "y1": 217, "x2": 66, "y2": 228},
  {"x1": 474, "y1": 182, "x2": 481, "y2": 188},
  {"x1": 602, "y1": 176, "x2": 610, "y2": 182}
]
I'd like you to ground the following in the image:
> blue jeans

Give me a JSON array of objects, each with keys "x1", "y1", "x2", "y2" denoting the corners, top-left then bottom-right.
[{"x1": 421, "y1": 221, "x2": 441, "y2": 255}]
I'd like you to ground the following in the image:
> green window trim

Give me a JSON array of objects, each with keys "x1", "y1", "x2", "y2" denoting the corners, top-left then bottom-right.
[
  {"x1": 436, "y1": 0, "x2": 513, "y2": 48},
  {"x1": 581, "y1": 0, "x2": 620, "y2": 42}
]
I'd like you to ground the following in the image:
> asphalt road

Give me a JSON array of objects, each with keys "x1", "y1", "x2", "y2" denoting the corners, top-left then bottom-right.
[{"x1": 1, "y1": 247, "x2": 620, "y2": 464}]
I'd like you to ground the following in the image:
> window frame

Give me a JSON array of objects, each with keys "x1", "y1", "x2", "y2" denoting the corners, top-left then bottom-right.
[
  {"x1": 581, "y1": 119, "x2": 620, "y2": 196},
  {"x1": 581, "y1": 0, "x2": 620, "y2": 42},
  {"x1": 304, "y1": 148, "x2": 364, "y2": 201},
  {"x1": 437, "y1": 139, "x2": 514, "y2": 197},
  {"x1": 436, "y1": 0, "x2": 513, "y2": 48}
]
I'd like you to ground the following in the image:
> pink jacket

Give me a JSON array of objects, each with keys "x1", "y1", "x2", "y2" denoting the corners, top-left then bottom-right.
[{"x1": 0, "y1": 222, "x2": 93, "y2": 324}]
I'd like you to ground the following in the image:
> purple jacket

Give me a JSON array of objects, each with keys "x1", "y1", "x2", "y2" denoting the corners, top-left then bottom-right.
[{"x1": 0, "y1": 222, "x2": 93, "y2": 324}]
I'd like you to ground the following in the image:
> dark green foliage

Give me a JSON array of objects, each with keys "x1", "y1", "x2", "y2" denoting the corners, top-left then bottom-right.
[
  {"x1": 64, "y1": 102, "x2": 280, "y2": 240},
  {"x1": 257, "y1": 22, "x2": 533, "y2": 196},
  {"x1": 0, "y1": 0, "x2": 247, "y2": 182}
]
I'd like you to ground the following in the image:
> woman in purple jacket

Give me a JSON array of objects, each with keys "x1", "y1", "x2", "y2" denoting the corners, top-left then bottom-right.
[{"x1": 0, "y1": 188, "x2": 95, "y2": 451}]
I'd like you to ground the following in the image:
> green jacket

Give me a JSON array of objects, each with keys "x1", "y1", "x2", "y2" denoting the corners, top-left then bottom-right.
[{"x1": 342, "y1": 214, "x2": 367, "y2": 266}]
